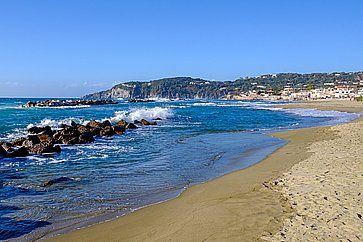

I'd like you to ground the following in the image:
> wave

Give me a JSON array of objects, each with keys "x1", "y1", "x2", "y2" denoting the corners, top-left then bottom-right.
[
  {"x1": 27, "y1": 117, "x2": 89, "y2": 129},
  {"x1": 148, "y1": 97, "x2": 173, "y2": 102},
  {"x1": 109, "y1": 107, "x2": 173, "y2": 123},
  {"x1": 191, "y1": 102, "x2": 217, "y2": 107},
  {"x1": 282, "y1": 108, "x2": 359, "y2": 123},
  {"x1": 248, "y1": 103, "x2": 359, "y2": 124}
]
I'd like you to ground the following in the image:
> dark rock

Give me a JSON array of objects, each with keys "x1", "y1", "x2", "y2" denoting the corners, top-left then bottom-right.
[
  {"x1": 87, "y1": 120, "x2": 103, "y2": 128},
  {"x1": 28, "y1": 126, "x2": 41, "y2": 134},
  {"x1": 42, "y1": 177, "x2": 74, "y2": 187},
  {"x1": 89, "y1": 127, "x2": 102, "y2": 136},
  {"x1": 11, "y1": 138, "x2": 27, "y2": 146},
  {"x1": 113, "y1": 125, "x2": 125, "y2": 134},
  {"x1": 79, "y1": 132, "x2": 95, "y2": 143},
  {"x1": 63, "y1": 137, "x2": 79, "y2": 145},
  {"x1": 0, "y1": 145, "x2": 6, "y2": 157},
  {"x1": 6, "y1": 147, "x2": 29, "y2": 158},
  {"x1": 53, "y1": 127, "x2": 80, "y2": 144},
  {"x1": 117, "y1": 120, "x2": 128, "y2": 128},
  {"x1": 126, "y1": 123, "x2": 138, "y2": 129},
  {"x1": 140, "y1": 119, "x2": 150, "y2": 125},
  {"x1": 76, "y1": 125, "x2": 90, "y2": 134},
  {"x1": 153, "y1": 117, "x2": 162, "y2": 121},
  {"x1": 1, "y1": 142, "x2": 14, "y2": 152},
  {"x1": 100, "y1": 126, "x2": 116, "y2": 136},
  {"x1": 140, "y1": 119, "x2": 157, "y2": 125},
  {"x1": 28, "y1": 126, "x2": 53, "y2": 136},
  {"x1": 101, "y1": 120, "x2": 112, "y2": 127},
  {"x1": 134, "y1": 120, "x2": 142, "y2": 125},
  {"x1": 22, "y1": 135, "x2": 41, "y2": 148},
  {"x1": 28, "y1": 142, "x2": 61, "y2": 154},
  {"x1": 70, "y1": 121, "x2": 77, "y2": 127},
  {"x1": 60, "y1": 124, "x2": 71, "y2": 129},
  {"x1": 38, "y1": 134, "x2": 52, "y2": 143},
  {"x1": 24, "y1": 99, "x2": 118, "y2": 108},
  {"x1": 40, "y1": 126, "x2": 54, "y2": 136}
]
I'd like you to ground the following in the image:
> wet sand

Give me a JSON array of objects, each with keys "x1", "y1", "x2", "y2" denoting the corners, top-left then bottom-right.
[{"x1": 47, "y1": 100, "x2": 362, "y2": 242}]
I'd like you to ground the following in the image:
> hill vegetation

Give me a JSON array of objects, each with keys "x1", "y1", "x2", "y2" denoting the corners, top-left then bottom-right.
[{"x1": 83, "y1": 72, "x2": 363, "y2": 99}]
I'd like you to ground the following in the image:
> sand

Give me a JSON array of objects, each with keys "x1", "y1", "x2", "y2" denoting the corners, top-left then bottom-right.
[{"x1": 47, "y1": 100, "x2": 363, "y2": 242}]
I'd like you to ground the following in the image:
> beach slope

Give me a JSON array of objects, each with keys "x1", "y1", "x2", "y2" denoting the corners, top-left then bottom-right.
[{"x1": 48, "y1": 100, "x2": 362, "y2": 242}]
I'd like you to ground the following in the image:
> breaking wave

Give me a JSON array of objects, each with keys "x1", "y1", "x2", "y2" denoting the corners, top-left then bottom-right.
[
  {"x1": 109, "y1": 107, "x2": 173, "y2": 123},
  {"x1": 27, "y1": 117, "x2": 89, "y2": 129}
]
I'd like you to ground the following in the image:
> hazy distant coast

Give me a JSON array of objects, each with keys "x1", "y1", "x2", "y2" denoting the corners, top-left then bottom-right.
[{"x1": 83, "y1": 72, "x2": 363, "y2": 101}]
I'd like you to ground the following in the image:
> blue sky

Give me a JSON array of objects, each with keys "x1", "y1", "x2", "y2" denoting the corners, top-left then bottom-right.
[{"x1": 0, "y1": 0, "x2": 362, "y2": 97}]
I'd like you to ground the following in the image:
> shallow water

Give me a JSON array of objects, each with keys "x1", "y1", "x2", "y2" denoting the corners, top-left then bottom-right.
[{"x1": 0, "y1": 98, "x2": 358, "y2": 241}]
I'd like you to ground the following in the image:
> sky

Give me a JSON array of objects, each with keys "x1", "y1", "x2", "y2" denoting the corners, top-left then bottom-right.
[{"x1": 0, "y1": 0, "x2": 362, "y2": 97}]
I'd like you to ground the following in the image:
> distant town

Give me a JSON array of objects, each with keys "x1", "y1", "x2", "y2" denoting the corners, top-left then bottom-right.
[{"x1": 227, "y1": 72, "x2": 363, "y2": 101}]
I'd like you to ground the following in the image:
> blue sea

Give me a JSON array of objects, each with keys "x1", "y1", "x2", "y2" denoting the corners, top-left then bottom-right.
[{"x1": 0, "y1": 98, "x2": 358, "y2": 241}]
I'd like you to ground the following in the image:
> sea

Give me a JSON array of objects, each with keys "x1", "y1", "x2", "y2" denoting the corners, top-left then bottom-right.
[{"x1": 0, "y1": 98, "x2": 359, "y2": 241}]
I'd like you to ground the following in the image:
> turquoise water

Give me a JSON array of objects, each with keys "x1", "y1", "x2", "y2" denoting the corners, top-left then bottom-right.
[{"x1": 0, "y1": 98, "x2": 358, "y2": 241}]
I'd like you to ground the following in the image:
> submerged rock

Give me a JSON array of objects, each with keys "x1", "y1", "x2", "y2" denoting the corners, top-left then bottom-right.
[
  {"x1": 0, "y1": 145, "x2": 6, "y2": 157},
  {"x1": 140, "y1": 119, "x2": 157, "y2": 126},
  {"x1": 100, "y1": 126, "x2": 116, "y2": 136},
  {"x1": 6, "y1": 147, "x2": 29, "y2": 158},
  {"x1": 134, "y1": 120, "x2": 142, "y2": 125},
  {"x1": 78, "y1": 132, "x2": 95, "y2": 143},
  {"x1": 126, "y1": 123, "x2": 138, "y2": 129},
  {"x1": 113, "y1": 125, "x2": 125, "y2": 134},
  {"x1": 28, "y1": 142, "x2": 61, "y2": 154},
  {"x1": 42, "y1": 177, "x2": 75, "y2": 187}
]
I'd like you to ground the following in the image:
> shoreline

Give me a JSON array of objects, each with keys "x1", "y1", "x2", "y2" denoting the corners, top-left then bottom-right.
[{"x1": 47, "y1": 100, "x2": 362, "y2": 242}]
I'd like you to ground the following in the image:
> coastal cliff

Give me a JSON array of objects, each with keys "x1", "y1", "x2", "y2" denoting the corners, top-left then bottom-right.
[
  {"x1": 83, "y1": 72, "x2": 363, "y2": 99},
  {"x1": 83, "y1": 77, "x2": 230, "y2": 99}
]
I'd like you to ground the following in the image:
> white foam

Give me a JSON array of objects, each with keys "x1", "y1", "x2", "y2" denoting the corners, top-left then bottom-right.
[
  {"x1": 191, "y1": 102, "x2": 216, "y2": 107},
  {"x1": 283, "y1": 108, "x2": 359, "y2": 123},
  {"x1": 148, "y1": 97, "x2": 172, "y2": 102},
  {"x1": 27, "y1": 117, "x2": 89, "y2": 129},
  {"x1": 246, "y1": 103, "x2": 359, "y2": 124},
  {"x1": 109, "y1": 107, "x2": 173, "y2": 123}
]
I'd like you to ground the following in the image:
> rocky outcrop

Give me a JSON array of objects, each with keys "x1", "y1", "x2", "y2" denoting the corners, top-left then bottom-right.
[
  {"x1": 1, "y1": 117, "x2": 160, "y2": 158},
  {"x1": 24, "y1": 99, "x2": 118, "y2": 108}
]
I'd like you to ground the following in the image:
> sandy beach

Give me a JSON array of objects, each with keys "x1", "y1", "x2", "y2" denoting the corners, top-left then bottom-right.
[{"x1": 48, "y1": 100, "x2": 363, "y2": 242}]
